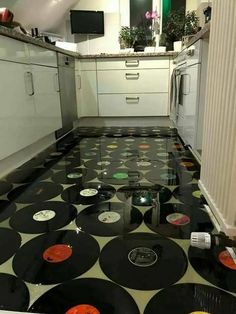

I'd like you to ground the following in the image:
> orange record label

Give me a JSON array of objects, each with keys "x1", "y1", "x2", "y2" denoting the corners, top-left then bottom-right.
[
  {"x1": 66, "y1": 305, "x2": 100, "y2": 314},
  {"x1": 43, "y1": 244, "x2": 72, "y2": 263},
  {"x1": 139, "y1": 144, "x2": 150, "y2": 149},
  {"x1": 190, "y1": 312, "x2": 209, "y2": 314},
  {"x1": 180, "y1": 161, "x2": 194, "y2": 167},
  {"x1": 218, "y1": 250, "x2": 236, "y2": 270}
]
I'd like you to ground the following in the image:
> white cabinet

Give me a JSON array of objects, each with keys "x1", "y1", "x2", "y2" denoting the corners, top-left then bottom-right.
[
  {"x1": 97, "y1": 57, "x2": 170, "y2": 116},
  {"x1": 75, "y1": 59, "x2": 98, "y2": 117},
  {"x1": 27, "y1": 43, "x2": 57, "y2": 67}
]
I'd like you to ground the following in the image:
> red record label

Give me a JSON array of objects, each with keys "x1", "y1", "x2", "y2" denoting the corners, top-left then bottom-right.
[
  {"x1": 218, "y1": 250, "x2": 236, "y2": 270},
  {"x1": 43, "y1": 244, "x2": 72, "y2": 263},
  {"x1": 66, "y1": 304, "x2": 100, "y2": 314},
  {"x1": 166, "y1": 213, "x2": 190, "y2": 226}
]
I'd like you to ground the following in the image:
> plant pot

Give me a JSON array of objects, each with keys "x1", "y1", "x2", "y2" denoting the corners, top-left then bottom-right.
[
  {"x1": 174, "y1": 41, "x2": 182, "y2": 52},
  {"x1": 120, "y1": 48, "x2": 134, "y2": 53},
  {"x1": 144, "y1": 46, "x2": 155, "y2": 53}
]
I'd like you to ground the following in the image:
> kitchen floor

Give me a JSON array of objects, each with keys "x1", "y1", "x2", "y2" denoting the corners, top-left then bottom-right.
[{"x1": 0, "y1": 125, "x2": 236, "y2": 314}]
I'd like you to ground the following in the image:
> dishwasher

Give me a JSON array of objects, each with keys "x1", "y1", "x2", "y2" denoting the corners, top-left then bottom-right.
[{"x1": 56, "y1": 53, "x2": 77, "y2": 139}]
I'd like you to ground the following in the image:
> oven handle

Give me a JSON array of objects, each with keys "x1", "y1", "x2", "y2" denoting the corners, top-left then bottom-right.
[{"x1": 182, "y1": 73, "x2": 191, "y2": 95}]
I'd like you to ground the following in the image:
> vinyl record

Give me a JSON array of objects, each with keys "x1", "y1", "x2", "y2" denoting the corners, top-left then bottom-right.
[
  {"x1": 145, "y1": 169, "x2": 193, "y2": 186},
  {"x1": 116, "y1": 149, "x2": 143, "y2": 159},
  {"x1": 0, "y1": 200, "x2": 17, "y2": 223},
  {"x1": 0, "y1": 228, "x2": 21, "y2": 264},
  {"x1": 9, "y1": 201, "x2": 77, "y2": 234},
  {"x1": 13, "y1": 230, "x2": 100, "y2": 284},
  {"x1": 6, "y1": 168, "x2": 53, "y2": 184},
  {"x1": 0, "y1": 181, "x2": 13, "y2": 196},
  {"x1": 124, "y1": 157, "x2": 165, "y2": 171},
  {"x1": 84, "y1": 159, "x2": 124, "y2": 170},
  {"x1": 168, "y1": 157, "x2": 200, "y2": 171},
  {"x1": 97, "y1": 169, "x2": 142, "y2": 185},
  {"x1": 144, "y1": 203, "x2": 214, "y2": 239},
  {"x1": 116, "y1": 184, "x2": 172, "y2": 206},
  {"x1": 100, "y1": 232, "x2": 187, "y2": 290},
  {"x1": 188, "y1": 245, "x2": 236, "y2": 293},
  {"x1": 44, "y1": 157, "x2": 81, "y2": 170},
  {"x1": 0, "y1": 273, "x2": 29, "y2": 311},
  {"x1": 51, "y1": 168, "x2": 97, "y2": 185},
  {"x1": 193, "y1": 171, "x2": 200, "y2": 180},
  {"x1": 29, "y1": 278, "x2": 139, "y2": 314},
  {"x1": 48, "y1": 151, "x2": 64, "y2": 158},
  {"x1": 7, "y1": 182, "x2": 63, "y2": 204},
  {"x1": 75, "y1": 202, "x2": 142, "y2": 236},
  {"x1": 144, "y1": 283, "x2": 236, "y2": 314},
  {"x1": 173, "y1": 184, "x2": 205, "y2": 207},
  {"x1": 61, "y1": 183, "x2": 116, "y2": 205},
  {"x1": 146, "y1": 151, "x2": 173, "y2": 162}
]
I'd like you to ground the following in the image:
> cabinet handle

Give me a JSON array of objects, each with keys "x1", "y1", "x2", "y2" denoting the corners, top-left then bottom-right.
[
  {"x1": 125, "y1": 60, "x2": 139, "y2": 67},
  {"x1": 77, "y1": 75, "x2": 81, "y2": 89},
  {"x1": 125, "y1": 73, "x2": 140, "y2": 80},
  {"x1": 24, "y1": 71, "x2": 34, "y2": 96},
  {"x1": 182, "y1": 73, "x2": 191, "y2": 95},
  {"x1": 126, "y1": 97, "x2": 140, "y2": 103},
  {"x1": 54, "y1": 73, "x2": 60, "y2": 92}
]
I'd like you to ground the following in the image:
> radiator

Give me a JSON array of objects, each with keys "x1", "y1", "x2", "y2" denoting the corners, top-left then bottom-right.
[{"x1": 198, "y1": 0, "x2": 236, "y2": 236}]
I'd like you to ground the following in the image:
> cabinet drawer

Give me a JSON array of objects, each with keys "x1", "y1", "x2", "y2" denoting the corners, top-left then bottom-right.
[
  {"x1": 98, "y1": 94, "x2": 168, "y2": 116},
  {"x1": 0, "y1": 35, "x2": 29, "y2": 63},
  {"x1": 98, "y1": 69, "x2": 169, "y2": 93},
  {"x1": 27, "y1": 44, "x2": 57, "y2": 67},
  {"x1": 97, "y1": 57, "x2": 169, "y2": 70},
  {"x1": 81, "y1": 59, "x2": 96, "y2": 71}
]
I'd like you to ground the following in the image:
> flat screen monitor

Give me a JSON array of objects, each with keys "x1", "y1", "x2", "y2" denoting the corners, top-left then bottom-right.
[{"x1": 70, "y1": 10, "x2": 104, "y2": 35}]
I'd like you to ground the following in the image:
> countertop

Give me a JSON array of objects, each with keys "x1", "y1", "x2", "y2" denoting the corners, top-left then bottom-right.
[{"x1": 0, "y1": 22, "x2": 210, "y2": 59}]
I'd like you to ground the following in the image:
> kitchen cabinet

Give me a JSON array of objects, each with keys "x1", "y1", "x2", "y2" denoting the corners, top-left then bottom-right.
[
  {"x1": 0, "y1": 35, "x2": 62, "y2": 161},
  {"x1": 97, "y1": 57, "x2": 170, "y2": 117},
  {"x1": 75, "y1": 59, "x2": 98, "y2": 117}
]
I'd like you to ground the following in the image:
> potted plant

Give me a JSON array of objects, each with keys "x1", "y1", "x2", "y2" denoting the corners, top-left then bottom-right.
[
  {"x1": 182, "y1": 10, "x2": 199, "y2": 46},
  {"x1": 118, "y1": 27, "x2": 136, "y2": 52}
]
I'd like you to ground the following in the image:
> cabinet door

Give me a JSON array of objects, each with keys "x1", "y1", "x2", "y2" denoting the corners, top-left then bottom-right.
[
  {"x1": 76, "y1": 70, "x2": 98, "y2": 117},
  {"x1": 31, "y1": 65, "x2": 62, "y2": 138},
  {"x1": 0, "y1": 60, "x2": 36, "y2": 160}
]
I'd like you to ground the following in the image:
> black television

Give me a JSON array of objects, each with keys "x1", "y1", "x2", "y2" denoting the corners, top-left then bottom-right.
[{"x1": 70, "y1": 10, "x2": 104, "y2": 35}]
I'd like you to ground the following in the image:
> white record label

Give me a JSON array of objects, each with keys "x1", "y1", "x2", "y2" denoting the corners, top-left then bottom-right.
[
  {"x1": 67, "y1": 172, "x2": 82, "y2": 179},
  {"x1": 80, "y1": 188, "x2": 98, "y2": 197},
  {"x1": 33, "y1": 210, "x2": 56, "y2": 222},
  {"x1": 98, "y1": 211, "x2": 121, "y2": 223}
]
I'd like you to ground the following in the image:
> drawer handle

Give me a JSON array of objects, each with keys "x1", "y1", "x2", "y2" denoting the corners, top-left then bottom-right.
[
  {"x1": 126, "y1": 97, "x2": 140, "y2": 103},
  {"x1": 125, "y1": 73, "x2": 140, "y2": 80},
  {"x1": 125, "y1": 60, "x2": 139, "y2": 67}
]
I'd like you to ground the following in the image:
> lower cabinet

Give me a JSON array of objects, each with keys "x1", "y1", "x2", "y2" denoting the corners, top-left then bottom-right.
[
  {"x1": 0, "y1": 59, "x2": 62, "y2": 161},
  {"x1": 98, "y1": 94, "x2": 168, "y2": 116}
]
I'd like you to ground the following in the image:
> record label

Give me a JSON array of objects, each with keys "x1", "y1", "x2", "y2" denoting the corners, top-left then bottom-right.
[
  {"x1": 180, "y1": 161, "x2": 195, "y2": 167},
  {"x1": 97, "y1": 161, "x2": 111, "y2": 166},
  {"x1": 137, "y1": 161, "x2": 151, "y2": 167},
  {"x1": 121, "y1": 152, "x2": 133, "y2": 157},
  {"x1": 84, "y1": 152, "x2": 97, "y2": 157},
  {"x1": 33, "y1": 210, "x2": 56, "y2": 222},
  {"x1": 80, "y1": 189, "x2": 98, "y2": 197},
  {"x1": 157, "y1": 153, "x2": 169, "y2": 157},
  {"x1": 128, "y1": 247, "x2": 157, "y2": 267},
  {"x1": 218, "y1": 250, "x2": 236, "y2": 270},
  {"x1": 160, "y1": 173, "x2": 177, "y2": 180},
  {"x1": 98, "y1": 212, "x2": 121, "y2": 223},
  {"x1": 107, "y1": 145, "x2": 118, "y2": 149},
  {"x1": 125, "y1": 139, "x2": 135, "y2": 142},
  {"x1": 166, "y1": 213, "x2": 190, "y2": 226},
  {"x1": 66, "y1": 304, "x2": 100, "y2": 314},
  {"x1": 43, "y1": 244, "x2": 72, "y2": 263},
  {"x1": 190, "y1": 312, "x2": 209, "y2": 314},
  {"x1": 67, "y1": 172, "x2": 83, "y2": 179},
  {"x1": 57, "y1": 161, "x2": 71, "y2": 166},
  {"x1": 113, "y1": 172, "x2": 129, "y2": 180},
  {"x1": 192, "y1": 190, "x2": 202, "y2": 199},
  {"x1": 154, "y1": 139, "x2": 164, "y2": 142},
  {"x1": 50, "y1": 152, "x2": 63, "y2": 157},
  {"x1": 139, "y1": 144, "x2": 150, "y2": 150}
]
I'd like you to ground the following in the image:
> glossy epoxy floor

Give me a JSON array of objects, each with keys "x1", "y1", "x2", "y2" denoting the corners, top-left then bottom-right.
[{"x1": 0, "y1": 126, "x2": 236, "y2": 313}]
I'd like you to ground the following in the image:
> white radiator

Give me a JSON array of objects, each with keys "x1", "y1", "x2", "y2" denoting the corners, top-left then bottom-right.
[{"x1": 198, "y1": 0, "x2": 236, "y2": 236}]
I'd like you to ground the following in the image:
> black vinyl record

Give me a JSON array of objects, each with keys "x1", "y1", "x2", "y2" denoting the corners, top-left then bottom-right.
[
  {"x1": 115, "y1": 149, "x2": 143, "y2": 159},
  {"x1": 61, "y1": 183, "x2": 116, "y2": 205},
  {"x1": 13, "y1": 230, "x2": 100, "y2": 284},
  {"x1": 146, "y1": 151, "x2": 173, "y2": 162},
  {"x1": 99, "y1": 232, "x2": 187, "y2": 290},
  {"x1": 44, "y1": 157, "x2": 81, "y2": 170},
  {"x1": 144, "y1": 283, "x2": 236, "y2": 314},
  {"x1": 0, "y1": 273, "x2": 29, "y2": 311},
  {"x1": 173, "y1": 184, "x2": 205, "y2": 207},
  {"x1": 193, "y1": 171, "x2": 200, "y2": 180},
  {"x1": 168, "y1": 157, "x2": 200, "y2": 171},
  {"x1": 188, "y1": 245, "x2": 236, "y2": 293},
  {"x1": 9, "y1": 201, "x2": 77, "y2": 234},
  {"x1": 29, "y1": 278, "x2": 139, "y2": 314},
  {"x1": 0, "y1": 200, "x2": 17, "y2": 223},
  {"x1": 84, "y1": 158, "x2": 124, "y2": 170},
  {"x1": 144, "y1": 203, "x2": 214, "y2": 239},
  {"x1": 7, "y1": 182, "x2": 63, "y2": 204},
  {"x1": 75, "y1": 202, "x2": 142, "y2": 236},
  {"x1": 0, "y1": 181, "x2": 13, "y2": 196},
  {"x1": 97, "y1": 169, "x2": 142, "y2": 185},
  {"x1": 0, "y1": 228, "x2": 21, "y2": 264},
  {"x1": 6, "y1": 168, "x2": 53, "y2": 184},
  {"x1": 145, "y1": 168, "x2": 193, "y2": 186},
  {"x1": 116, "y1": 184, "x2": 172, "y2": 206},
  {"x1": 124, "y1": 157, "x2": 165, "y2": 171},
  {"x1": 51, "y1": 168, "x2": 97, "y2": 184}
]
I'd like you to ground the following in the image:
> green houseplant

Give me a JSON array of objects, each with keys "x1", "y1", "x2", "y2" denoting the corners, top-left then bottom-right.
[{"x1": 118, "y1": 27, "x2": 137, "y2": 49}]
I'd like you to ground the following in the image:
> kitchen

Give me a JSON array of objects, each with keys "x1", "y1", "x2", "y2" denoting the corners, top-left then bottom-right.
[{"x1": 0, "y1": 0, "x2": 236, "y2": 313}]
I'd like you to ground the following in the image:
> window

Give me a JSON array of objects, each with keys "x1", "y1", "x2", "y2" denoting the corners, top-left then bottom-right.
[{"x1": 130, "y1": 0, "x2": 153, "y2": 28}]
